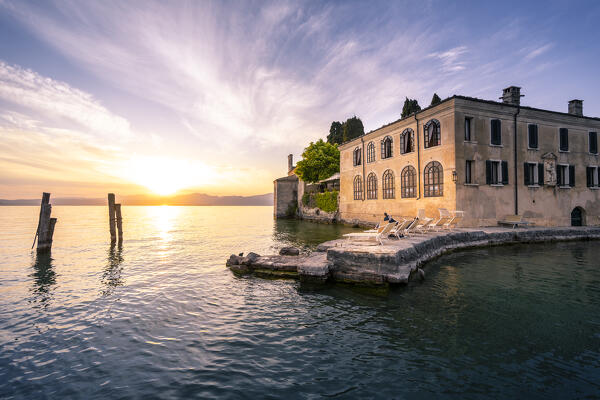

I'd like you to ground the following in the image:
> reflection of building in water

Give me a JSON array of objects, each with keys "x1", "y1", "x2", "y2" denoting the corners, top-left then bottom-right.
[
  {"x1": 30, "y1": 251, "x2": 56, "y2": 306},
  {"x1": 101, "y1": 244, "x2": 124, "y2": 296}
]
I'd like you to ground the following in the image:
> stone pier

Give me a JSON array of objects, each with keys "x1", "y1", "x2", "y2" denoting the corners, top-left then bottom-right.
[{"x1": 226, "y1": 227, "x2": 600, "y2": 285}]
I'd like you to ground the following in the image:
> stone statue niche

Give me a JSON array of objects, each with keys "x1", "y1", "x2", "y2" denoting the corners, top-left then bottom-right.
[{"x1": 542, "y1": 152, "x2": 557, "y2": 186}]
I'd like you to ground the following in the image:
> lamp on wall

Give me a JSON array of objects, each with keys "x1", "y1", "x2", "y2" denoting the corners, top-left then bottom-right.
[{"x1": 452, "y1": 170, "x2": 457, "y2": 182}]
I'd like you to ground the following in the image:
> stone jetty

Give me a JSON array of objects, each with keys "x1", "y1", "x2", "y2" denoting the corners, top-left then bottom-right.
[{"x1": 226, "y1": 227, "x2": 600, "y2": 285}]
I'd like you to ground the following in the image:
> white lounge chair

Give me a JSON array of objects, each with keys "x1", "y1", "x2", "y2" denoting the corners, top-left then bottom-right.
[
  {"x1": 414, "y1": 217, "x2": 434, "y2": 233},
  {"x1": 343, "y1": 222, "x2": 396, "y2": 245},
  {"x1": 391, "y1": 218, "x2": 412, "y2": 239},
  {"x1": 403, "y1": 218, "x2": 421, "y2": 237},
  {"x1": 428, "y1": 208, "x2": 453, "y2": 231},
  {"x1": 443, "y1": 211, "x2": 464, "y2": 230}
]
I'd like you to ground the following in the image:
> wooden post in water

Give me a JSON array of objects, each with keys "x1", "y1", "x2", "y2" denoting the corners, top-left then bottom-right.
[
  {"x1": 35, "y1": 193, "x2": 57, "y2": 252},
  {"x1": 108, "y1": 193, "x2": 116, "y2": 244},
  {"x1": 32, "y1": 192, "x2": 51, "y2": 249},
  {"x1": 115, "y1": 203, "x2": 123, "y2": 244}
]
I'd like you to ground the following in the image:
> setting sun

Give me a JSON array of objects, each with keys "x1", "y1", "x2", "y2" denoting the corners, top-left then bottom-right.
[{"x1": 123, "y1": 155, "x2": 218, "y2": 195}]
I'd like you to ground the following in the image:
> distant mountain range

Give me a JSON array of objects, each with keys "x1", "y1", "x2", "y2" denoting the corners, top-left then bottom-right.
[{"x1": 0, "y1": 193, "x2": 274, "y2": 206}]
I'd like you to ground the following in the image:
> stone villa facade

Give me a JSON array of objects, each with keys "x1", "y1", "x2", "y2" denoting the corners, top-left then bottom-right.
[{"x1": 338, "y1": 87, "x2": 600, "y2": 227}]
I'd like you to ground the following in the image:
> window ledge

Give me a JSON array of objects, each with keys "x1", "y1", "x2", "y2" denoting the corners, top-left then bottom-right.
[
  {"x1": 589, "y1": 187, "x2": 600, "y2": 190},
  {"x1": 464, "y1": 183, "x2": 479, "y2": 186},
  {"x1": 527, "y1": 147, "x2": 539, "y2": 151},
  {"x1": 558, "y1": 186, "x2": 571, "y2": 189},
  {"x1": 559, "y1": 150, "x2": 570, "y2": 153},
  {"x1": 527, "y1": 185, "x2": 541, "y2": 188},
  {"x1": 489, "y1": 144, "x2": 503, "y2": 148},
  {"x1": 490, "y1": 184, "x2": 504, "y2": 187},
  {"x1": 590, "y1": 153, "x2": 599, "y2": 156},
  {"x1": 464, "y1": 140, "x2": 478, "y2": 144}
]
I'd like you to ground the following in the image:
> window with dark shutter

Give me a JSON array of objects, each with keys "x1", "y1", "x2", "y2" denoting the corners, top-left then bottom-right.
[
  {"x1": 559, "y1": 128, "x2": 569, "y2": 152},
  {"x1": 465, "y1": 160, "x2": 473, "y2": 184},
  {"x1": 538, "y1": 163, "x2": 544, "y2": 185},
  {"x1": 590, "y1": 132, "x2": 598, "y2": 154},
  {"x1": 557, "y1": 165, "x2": 563, "y2": 186},
  {"x1": 485, "y1": 160, "x2": 491, "y2": 184},
  {"x1": 501, "y1": 161, "x2": 509, "y2": 184},
  {"x1": 524, "y1": 162, "x2": 530, "y2": 186},
  {"x1": 587, "y1": 167, "x2": 594, "y2": 188},
  {"x1": 491, "y1": 119, "x2": 501, "y2": 145},
  {"x1": 528, "y1": 124, "x2": 538, "y2": 149},
  {"x1": 569, "y1": 165, "x2": 575, "y2": 187}
]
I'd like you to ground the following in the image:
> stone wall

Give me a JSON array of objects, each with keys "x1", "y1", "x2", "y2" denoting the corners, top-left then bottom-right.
[{"x1": 273, "y1": 175, "x2": 298, "y2": 218}]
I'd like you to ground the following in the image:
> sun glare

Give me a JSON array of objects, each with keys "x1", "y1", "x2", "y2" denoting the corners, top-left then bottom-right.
[{"x1": 123, "y1": 156, "x2": 217, "y2": 195}]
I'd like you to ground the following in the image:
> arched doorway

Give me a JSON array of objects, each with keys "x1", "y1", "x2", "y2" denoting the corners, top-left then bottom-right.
[{"x1": 571, "y1": 207, "x2": 585, "y2": 226}]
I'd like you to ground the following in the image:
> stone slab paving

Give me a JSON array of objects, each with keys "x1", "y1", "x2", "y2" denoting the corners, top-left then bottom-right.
[{"x1": 227, "y1": 226, "x2": 600, "y2": 285}]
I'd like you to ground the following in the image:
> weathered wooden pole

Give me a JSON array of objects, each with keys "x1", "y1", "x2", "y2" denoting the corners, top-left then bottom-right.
[
  {"x1": 32, "y1": 192, "x2": 51, "y2": 249},
  {"x1": 108, "y1": 193, "x2": 116, "y2": 244},
  {"x1": 115, "y1": 203, "x2": 123, "y2": 244},
  {"x1": 35, "y1": 193, "x2": 57, "y2": 253}
]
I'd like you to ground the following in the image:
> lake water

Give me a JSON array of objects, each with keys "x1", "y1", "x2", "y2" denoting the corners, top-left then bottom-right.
[{"x1": 1, "y1": 206, "x2": 599, "y2": 399}]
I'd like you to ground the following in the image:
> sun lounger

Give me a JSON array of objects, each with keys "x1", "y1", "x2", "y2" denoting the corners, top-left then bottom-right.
[
  {"x1": 391, "y1": 218, "x2": 413, "y2": 238},
  {"x1": 414, "y1": 217, "x2": 434, "y2": 233},
  {"x1": 498, "y1": 215, "x2": 531, "y2": 229},
  {"x1": 428, "y1": 208, "x2": 453, "y2": 231},
  {"x1": 403, "y1": 218, "x2": 421, "y2": 237},
  {"x1": 443, "y1": 211, "x2": 464, "y2": 230},
  {"x1": 343, "y1": 221, "x2": 396, "y2": 245}
]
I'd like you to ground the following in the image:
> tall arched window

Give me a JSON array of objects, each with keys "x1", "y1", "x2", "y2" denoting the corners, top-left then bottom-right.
[
  {"x1": 401, "y1": 166, "x2": 417, "y2": 198},
  {"x1": 424, "y1": 161, "x2": 443, "y2": 197},
  {"x1": 381, "y1": 136, "x2": 393, "y2": 159},
  {"x1": 400, "y1": 128, "x2": 414, "y2": 154},
  {"x1": 353, "y1": 175, "x2": 363, "y2": 200},
  {"x1": 366, "y1": 141, "x2": 375, "y2": 163},
  {"x1": 382, "y1": 169, "x2": 395, "y2": 199},
  {"x1": 424, "y1": 119, "x2": 441, "y2": 148},
  {"x1": 353, "y1": 147, "x2": 362, "y2": 166},
  {"x1": 366, "y1": 172, "x2": 377, "y2": 199}
]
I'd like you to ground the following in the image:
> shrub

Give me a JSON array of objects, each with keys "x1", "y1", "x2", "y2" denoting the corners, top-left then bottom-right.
[
  {"x1": 302, "y1": 192, "x2": 310, "y2": 206},
  {"x1": 314, "y1": 190, "x2": 338, "y2": 213}
]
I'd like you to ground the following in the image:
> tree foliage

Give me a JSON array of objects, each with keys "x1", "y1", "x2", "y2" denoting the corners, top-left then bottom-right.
[
  {"x1": 326, "y1": 121, "x2": 343, "y2": 145},
  {"x1": 341, "y1": 116, "x2": 364, "y2": 142},
  {"x1": 430, "y1": 93, "x2": 442, "y2": 106},
  {"x1": 295, "y1": 139, "x2": 340, "y2": 183},
  {"x1": 401, "y1": 97, "x2": 421, "y2": 118}
]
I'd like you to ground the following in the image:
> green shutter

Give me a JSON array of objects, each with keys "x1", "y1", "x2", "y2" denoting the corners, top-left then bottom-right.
[
  {"x1": 486, "y1": 160, "x2": 492, "y2": 184},
  {"x1": 524, "y1": 162, "x2": 530, "y2": 186},
  {"x1": 557, "y1": 165, "x2": 562, "y2": 186},
  {"x1": 587, "y1": 167, "x2": 593, "y2": 188},
  {"x1": 501, "y1": 161, "x2": 509, "y2": 184},
  {"x1": 569, "y1": 165, "x2": 575, "y2": 187},
  {"x1": 538, "y1": 163, "x2": 544, "y2": 186}
]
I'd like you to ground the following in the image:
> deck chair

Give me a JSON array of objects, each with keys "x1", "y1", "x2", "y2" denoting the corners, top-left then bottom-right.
[
  {"x1": 443, "y1": 211, "x2": 464, "y2": 230},
  {"x1": 498, "y1": 215, "x2": 532, "y2": 229},
  {"x1": 403, "y1": 218, "x2": 421, "y2": 237},
  {"x1": 390, "y1": 218, "x2": 411, "y2": 239},
  {"x1": 414, "y1": 217, "x2": 434, "y2": 233},
  {"x1": 364, "y1": 220, "x2": 389, "y2": 233},
  {"x1": 428, "y1": 208, "x2": 452, "y2": 231},
  {"x1": 343, "y1": 221, "x2": 396, "y2": 245}
]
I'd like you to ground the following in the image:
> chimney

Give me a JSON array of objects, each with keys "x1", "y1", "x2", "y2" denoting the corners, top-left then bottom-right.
[
  {"x1": 568, "y1": 99, "x2": 583, "y2": 116},
  {"x1": 288, "y1": 154, "x2": 293, "y2": 172},
  {"x1": 501, "y1": 86, "x2": 523, "y2": 106}
]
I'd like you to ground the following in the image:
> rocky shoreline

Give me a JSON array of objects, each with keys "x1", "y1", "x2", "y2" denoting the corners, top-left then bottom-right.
[{"x1": 226, "y1": 227, "x2": 600, "y2": 286}]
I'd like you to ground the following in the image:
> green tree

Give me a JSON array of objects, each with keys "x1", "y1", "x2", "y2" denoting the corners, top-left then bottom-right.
[
  {"x1": 401, "y1": 97, "x2": 421, "y2": 118},
  {"x1": 295, "y1": 139, "x2": 340, "y2": 183},
  {"x1": 342, "y1": 116, "x2": 364, "y2": 142},
  {"x1": 430, "y1": 93, "x2": 442, "y2": 106},
  {"x1": 326, "y1": 121, "x2": 343, "y2": 145}
]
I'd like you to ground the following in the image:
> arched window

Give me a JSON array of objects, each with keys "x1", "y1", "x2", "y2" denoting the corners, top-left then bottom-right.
[
  {"x1": 424, "y1": 161, "x2": 443, "y2": 197},
  {"x1": 381, "y1": 136, "x2": 393, "y2": 159},
  {"x1": 366, "y1": 172, "x2": 377, "y2": 199},
  {"x1": 400, "y1": 128, "x2": 414, "y2": 154},
  {"x1": 424, "y1": 119, "x2": 441, "y2": 148},
  {"x1": 382, "y1": 169, "x2": 395, "y2": 199},
  {"x1": 353, "y1": 147, "x2": 362, "y2": 166},
  {"x1": 353, "y1": 175, "x2": 363, "y2": 200},
  {"x1": 366, "y1": 141, "x2": 375, "y2": 163},
  {"x1": 401, "y1": 166, "x2": 417, "y2": 198}
]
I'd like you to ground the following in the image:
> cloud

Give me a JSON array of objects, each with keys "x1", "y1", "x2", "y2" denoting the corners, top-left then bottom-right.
[
  {"x1": 0, "y1": 61, "x2": 133, "y2": 139},
  {"x1": 524, "y1": 43, "x2": 553, "y2": 61},
  {"x1": 427, "y1": 46, "x2": 468, "y2": 73}
]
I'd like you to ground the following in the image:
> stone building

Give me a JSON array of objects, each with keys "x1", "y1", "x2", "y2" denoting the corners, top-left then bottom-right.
[{"x1": 338, "y1": 86, "x2": 600, "y2": 227}]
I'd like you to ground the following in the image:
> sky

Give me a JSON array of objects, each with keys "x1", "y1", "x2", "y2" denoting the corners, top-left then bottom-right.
[{"x1": 0, "y1": 0, "x2": 599, "y2": 199}]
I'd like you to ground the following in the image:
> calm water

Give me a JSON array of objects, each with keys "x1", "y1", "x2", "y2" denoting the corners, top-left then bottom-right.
[{"x1": 1, "y1": 206, "x2": 599, "y2": 399}]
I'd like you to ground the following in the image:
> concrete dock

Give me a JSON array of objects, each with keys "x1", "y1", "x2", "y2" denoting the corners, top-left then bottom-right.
[{"x1": 226, "y1": 227, "x2": 600, "y2": 285}]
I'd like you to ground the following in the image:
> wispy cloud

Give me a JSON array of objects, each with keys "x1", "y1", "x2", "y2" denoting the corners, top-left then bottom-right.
[
  {"x1": 0, "y1": 61, "x2": 132, "y2": 139},
  {"x1": 428, "y1": 46, "x2": 468, "y2": 73},
  {"x1": 523, "y1": 43, "x2": 554, "y2": 61}
]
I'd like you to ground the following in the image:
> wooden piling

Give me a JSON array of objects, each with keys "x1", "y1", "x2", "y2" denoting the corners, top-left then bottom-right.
[
  {"x1": 35, "y1": 193, "x2": 57, "y2": 253},
  {"x1": 32, "y1": 192, "x2": 51, "y2": 249},
  {"x1": 108, "y1": 193, "x2": 116, "y2": 244},
  {"x1": 115, "y1": 203, "x2": 123, "y2": 243}
]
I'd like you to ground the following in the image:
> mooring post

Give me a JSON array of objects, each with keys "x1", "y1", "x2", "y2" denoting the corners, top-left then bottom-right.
[
  {"x1": 36, "y1": 195, "x2": 56, "y2": 253},
  {"x1": 108, "y1": 193, "x2": 116, "y2": 244},
  {"x1": 115, "y1": 203, "x2": 123, "y2": 244},
  {"x1": 32, "y1": 192, "x2": 51, "y2": 249}
]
